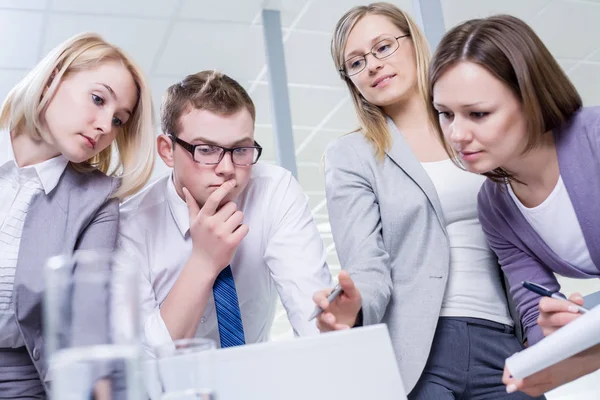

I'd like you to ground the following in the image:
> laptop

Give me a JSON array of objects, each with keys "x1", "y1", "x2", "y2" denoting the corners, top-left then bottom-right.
[{"x1": 149, "y1": 324, "x2": 407, "y2": 400}]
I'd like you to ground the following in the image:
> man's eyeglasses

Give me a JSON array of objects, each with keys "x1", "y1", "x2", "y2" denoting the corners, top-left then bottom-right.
[
  {"x1": 341, "y1": 34, "x2": 411, "y2": 77},
  {"x1": 169, "y1": 134, "x2": 262, "y2": 166}
]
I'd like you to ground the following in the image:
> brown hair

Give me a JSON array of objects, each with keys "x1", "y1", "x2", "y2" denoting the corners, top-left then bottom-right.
[
  {"x1": 428, "y1": 14, "x2": 582, "y2": 182},
  {"x1": 331, "y1": 2, "x2": 431, "y2": 160},
  {"x1": 161, "y1": 70, "x2": 255, "y2": 136}
]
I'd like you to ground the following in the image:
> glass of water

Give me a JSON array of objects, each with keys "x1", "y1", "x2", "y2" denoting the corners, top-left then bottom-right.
[
  {"x1": 154, "y1": 338, "x2": 217, "y2": 399},
  {"x1": 44, "y1": 250, "x2": 144, "y2": 399},
  {"x1": 160, "y1": 389, "x2": 215, "y2": 400}
]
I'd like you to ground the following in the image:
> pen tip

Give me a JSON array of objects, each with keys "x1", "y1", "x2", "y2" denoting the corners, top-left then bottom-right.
[{"x1": 308, "y1": 308, "x2": 321, "y2": 321}]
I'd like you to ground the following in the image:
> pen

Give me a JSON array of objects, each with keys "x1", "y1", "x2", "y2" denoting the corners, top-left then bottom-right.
[
  {"x1": 308, "y1": 283, "x2": 344, "y2": 321},
  {"x1": 522, "y1": 281, "x2": 589, "y2": 314}
]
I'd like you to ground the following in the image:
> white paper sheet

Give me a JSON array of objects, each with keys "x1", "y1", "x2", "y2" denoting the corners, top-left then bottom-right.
[{"x1": 506, "y1": 305, "x2": 600, "y2": 379}]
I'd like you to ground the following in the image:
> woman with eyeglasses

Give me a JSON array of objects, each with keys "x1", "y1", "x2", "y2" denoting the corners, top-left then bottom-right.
[{"x1": 312, "y1": 3, "x2": 542, "y2": 399}]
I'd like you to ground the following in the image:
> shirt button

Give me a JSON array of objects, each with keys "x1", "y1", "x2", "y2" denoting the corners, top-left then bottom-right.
[
  {"x1": 200, "y1": 317, "x2": 207, "y2": 323},
  {"x1": 32, "y1": 347, "x2": 40, "y2": 360}
]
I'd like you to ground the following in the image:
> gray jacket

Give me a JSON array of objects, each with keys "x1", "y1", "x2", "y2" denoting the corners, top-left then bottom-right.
[
  {"x1": 14, "y1": 164, "x2": 119, "y2": 390},
  {"x1": 324, "y1": 119, "x2": 519, "y2": 393}
]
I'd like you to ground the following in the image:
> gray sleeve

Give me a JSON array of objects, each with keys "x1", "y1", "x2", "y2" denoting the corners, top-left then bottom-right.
[
  {"x1": 324, "y1": 140, "x2": 392, "y2": 325},
  {"x1": 71, "y1": 197, "x2": 120, "y2": 347}
]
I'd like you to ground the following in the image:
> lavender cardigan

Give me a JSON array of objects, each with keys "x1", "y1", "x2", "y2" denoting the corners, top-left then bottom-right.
[{"x1": 478, "y1": 106, "x2": 600, "y2": 345}]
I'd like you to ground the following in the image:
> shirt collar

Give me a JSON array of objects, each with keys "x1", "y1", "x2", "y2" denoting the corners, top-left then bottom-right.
[
  {"x1": 1, "y1": 131, "x2": 69, "y2": 194},
  {"x1": 33, "y1": 156, "x2": 69, "y2": 194},
  {"x1": 166, "y1": 173, "x2": 190, "y2": 237}
]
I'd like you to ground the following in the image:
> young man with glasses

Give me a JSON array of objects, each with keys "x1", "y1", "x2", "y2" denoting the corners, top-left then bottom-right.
[{"x1": 119, "y1": 70, "x2": 332, "y2": 355}]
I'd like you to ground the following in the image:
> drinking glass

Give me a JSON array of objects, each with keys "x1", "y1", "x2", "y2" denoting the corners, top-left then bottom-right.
[
  {"x1": 44, "y1": 250, "x2": 143, "y2": 399},
  {"x1": 155, "y1": 338, "x2": 217, "y2": 399}
]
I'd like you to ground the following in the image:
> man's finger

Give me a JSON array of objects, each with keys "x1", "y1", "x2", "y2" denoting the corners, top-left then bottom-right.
[
  {"x1": 201, "y1": 180, "x2": 236, "y2": 216},
  {"x1": 183, "y1": 187, "x2": 200, "y2": 221},
  {"x1": 223, "y1": 210, "x2": 244, "y2": 233},
  {"x1": 230, "y1": 223, "x2": 249, "y2": 245},
  {"x1": 214, "y1": 201, "x2": 238, "y2": 223}
]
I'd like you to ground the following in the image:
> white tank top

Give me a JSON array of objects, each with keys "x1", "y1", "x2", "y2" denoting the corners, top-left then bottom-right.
[
  {"x1": 508, "y1": 175, "x2": 595, "y2": 273},
  {"x1": 421, "y1": 159, "x2": 513, "y2": 326}
]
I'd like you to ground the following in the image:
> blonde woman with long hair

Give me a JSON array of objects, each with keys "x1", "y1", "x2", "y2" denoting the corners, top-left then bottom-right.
[
  {"x1": 312, "y1": 3, "x2": 542, "y2": 399},
  {"x1": 0, "y1": 32, "x2": 154, "y2": 397}
]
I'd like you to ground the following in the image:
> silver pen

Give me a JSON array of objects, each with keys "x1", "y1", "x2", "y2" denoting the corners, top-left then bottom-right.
[
  {"x1": 522, "y1": 281, "x2": 589, "y2": 314},
  {"x1": 308, "y1": 283, "x2": 344, "y2": 321}
]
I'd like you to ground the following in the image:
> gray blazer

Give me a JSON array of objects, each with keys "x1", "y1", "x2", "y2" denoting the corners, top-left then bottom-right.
[
  {"x1": 324, "y1": 120, "x2": 450, "y2": 393},
  {"x1": 325, "y1": 119, "x2": 521, "y2": 393},
  {"x1": 13, "y1": 164, "x2": 119, "y2": 390}
]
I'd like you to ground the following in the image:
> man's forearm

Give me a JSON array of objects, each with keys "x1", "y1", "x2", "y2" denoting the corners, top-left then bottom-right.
[{"x1": 160, "y1": 256, "x2": 217, "y2": 340}]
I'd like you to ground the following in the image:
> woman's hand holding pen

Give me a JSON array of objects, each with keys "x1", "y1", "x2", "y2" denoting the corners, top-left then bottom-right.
[
  {"x1": 312, "y1": 271, "x2": 362, "y2": 332},
  {"x1": 538, "y1": 292, "x2": 585, "y2": 337}
]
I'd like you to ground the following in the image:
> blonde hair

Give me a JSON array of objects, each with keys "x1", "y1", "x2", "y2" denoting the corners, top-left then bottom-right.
[
  {"x1": 331, "y1": 2, "x2": 431, "y2": 159},
  {"x1": 428, "y1": 15, "x2": 582, "y2": 183},
  {"x1": 0, "y1": 32, "x2": 155, "y2": 199}
]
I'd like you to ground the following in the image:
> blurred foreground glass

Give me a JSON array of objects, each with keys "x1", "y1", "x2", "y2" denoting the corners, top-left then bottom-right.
[
  {"x1": 154, "y1": 338, "x2": 216, "y2": 400},
  {"x1": 44, "y1": 250, "x2": 144, "y2": 399},
  {"x1": 160, "y1": 389, "x2": 215, "y2": 400}
]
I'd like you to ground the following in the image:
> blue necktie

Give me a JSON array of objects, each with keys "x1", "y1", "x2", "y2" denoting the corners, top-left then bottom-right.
[{"x1": 213, "y1": 265, "x2": 245, "y2": 348}]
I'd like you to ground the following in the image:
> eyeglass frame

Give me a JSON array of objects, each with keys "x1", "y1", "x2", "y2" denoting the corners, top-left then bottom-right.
[
  {"x1": 340, "y1": 34, "x2": 411, "y2": 77},
  {"x1": 168, "y1": 134, "x2": 263, "y2": 166}
]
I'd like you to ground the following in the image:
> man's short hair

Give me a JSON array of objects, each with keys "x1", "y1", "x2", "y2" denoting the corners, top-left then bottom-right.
[{"x1": 161, "y1": 70, "x2": 256, "y2": 136}]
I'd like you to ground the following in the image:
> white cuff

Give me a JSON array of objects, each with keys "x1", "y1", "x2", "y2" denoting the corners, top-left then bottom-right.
[{"x1": 143, "y1": 309, "x2": 175, "y2": 359}]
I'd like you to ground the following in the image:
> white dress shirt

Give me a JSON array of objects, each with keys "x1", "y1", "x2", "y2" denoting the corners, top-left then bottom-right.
[
  {"x1": 0, "y1": 131, "x2": 68, "y2": 348},
  {"x1": 119, "y1": 163, "x2": 332, "y2": 355}
]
